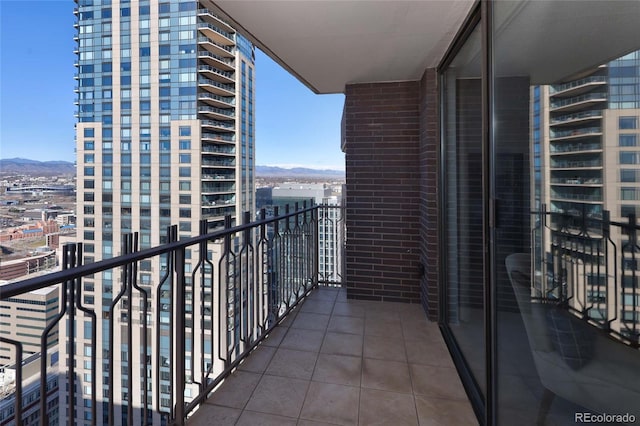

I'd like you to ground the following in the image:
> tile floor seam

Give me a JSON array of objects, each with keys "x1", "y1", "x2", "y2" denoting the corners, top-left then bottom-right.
[{"x1": 231, "y1": 307, "x2": 299, "y2": 423}]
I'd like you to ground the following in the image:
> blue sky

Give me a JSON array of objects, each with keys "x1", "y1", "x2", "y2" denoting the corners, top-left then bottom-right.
[{"x1": 0, "y1": 0, "x2": 345, "y2": 170}]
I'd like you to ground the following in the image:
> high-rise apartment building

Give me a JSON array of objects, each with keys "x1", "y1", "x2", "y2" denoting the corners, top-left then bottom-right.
[
  {"x1": 535, "y1": 49, "x2": 640, "y2": 337},
  {"x1": 67, "y1": 1, "x2": 254, "y2": 424}
]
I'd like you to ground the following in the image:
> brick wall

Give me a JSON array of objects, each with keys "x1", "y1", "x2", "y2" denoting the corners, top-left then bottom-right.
[
  {"x1": 419, "y1": 69, "x2": 440, "y2": 320},
  {"x1": 343, "y1": 82, "x2": 422, "y2": 302}
]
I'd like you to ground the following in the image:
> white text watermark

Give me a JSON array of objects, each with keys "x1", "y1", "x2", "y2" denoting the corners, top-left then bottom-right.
[{"x1": 575, "y1": 412, "x2": 636, "y2": 423}]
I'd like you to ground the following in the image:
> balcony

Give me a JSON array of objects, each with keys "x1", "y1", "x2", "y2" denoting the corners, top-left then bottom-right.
[
  {"x1": 199, "y1": 105, "x2": 235, "y2": 121},
  {"x1": 198, "y1": 65, "x2": 235, "y2": 85},
  {"x1": 201, "y1": 119, "x2": 235, "y2": 133},
  {"x1": 0, "y1": 205, "x2": 474, "y2": 425},
  {"x1": 198, "y1": 77, "x2": 235, "y2": 97},
  {"x1": 197, "y1": 21, "x2": 235, "y2": 47},
  {"x1": 549, "y1": 126, "x2": 602, "y2": 141},
  {"x1": 188, "y1": 286, "x2": 473, "y2": 426},
  {"x1": 198, "y1": 50, "x2": 235, "y2": 71},
  {"x1": 198, "y1": 92, "x2": 236, "y2": 109},
  {"x1": 549, "y1": 110, "x2": 603, "y2": 126},
  {"x1": 549, "y1": 92, "x2": 607, "y2": 112},
  {"x1": 197, "y1": 36, "x2": 235, "y2": 59},
  {"x1": 549, "y1": 75, "x2": 607, "y2": 96}
]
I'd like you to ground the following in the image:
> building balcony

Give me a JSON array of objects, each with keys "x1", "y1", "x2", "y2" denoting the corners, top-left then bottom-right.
[
  {"x1": 549, "y1": 142, "x2": 602, "y2": 154},
  {"x1": 197, "y1": 21, "x2": 235, "y2": 47},
  {"x1": 198, "y1": 77, "x2": 235, "y2": 97},
  {"x1": 202, "y1": 132, "x2": 235, "y2": 143},
  {"x1": 198, "y1": 50, "x2": 235, "y2": 71},
  {"x1": 187, "y1": 286, "x2": 472, "y2": 426},
  {"x1": 550, "y1": 159, "x2": 602, "y2": 169},
  {"x1": 199, "y1": 106, "x2": 235, "y2": 121},
  {"x1": 197, "y1": 36, "x2": 235, "y2": 59},
  {"x1": 197, "y1": 9, "x2": 235, "y2": 33},
  {"x1": 0, "y1": 205, "x2": 474, "y2": 425},
  {"x1": 549, "y1": 110, "x2": 603, "y2": 126},
  {"x1": 201, "y1": 119, "x2": 235, "y2": 133},
  {"x1": 549, "y1": 92, "x2": 607, "y2": 112},
  {"x1": 198, "y1": 65, "x2": 235, "y2": 85},
  {"x1": 549, "y1": 127, "x2": 602, "y2": 141},
  {"x1": 549, "y1": 75, "x2": 607, "y2": 96},
  {"x1": 198, "y1": 92, "x2": 235, "y2": 109}
]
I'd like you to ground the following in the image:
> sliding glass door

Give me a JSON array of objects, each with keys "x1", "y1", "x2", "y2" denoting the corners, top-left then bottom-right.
[{"x1": 441, "y1": 21, "x2": 485, "y2": 400}]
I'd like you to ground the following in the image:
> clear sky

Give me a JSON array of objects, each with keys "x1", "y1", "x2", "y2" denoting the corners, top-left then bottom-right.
[{"x1": 0, "y1": 0, "x2": 345, "y2": 170}]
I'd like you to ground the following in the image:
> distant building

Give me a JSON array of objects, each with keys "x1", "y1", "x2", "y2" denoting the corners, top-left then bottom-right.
[
  {"x1": 4, "y1": 186, "x2": 75, "y2": 196},
  {"x1": 0, "y1": 283, "x2": 59, "y2": 362},
  {"x1": 260, "y1": 183, "x2": 344, "y2": 284},
  {"x1": 0, "y1": 352, "x2": 60, "y2": 426}
]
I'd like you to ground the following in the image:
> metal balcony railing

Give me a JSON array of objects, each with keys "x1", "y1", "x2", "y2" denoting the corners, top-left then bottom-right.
[
  {"x1": 532, "y1": 205, "x2": 640, "y2": 349},
  {"x1": 549, "y1": 75, "x2": 607, "y2": 94},
  {"x1": 0, "y1": 204, "x2": 345, "y2": 426}
]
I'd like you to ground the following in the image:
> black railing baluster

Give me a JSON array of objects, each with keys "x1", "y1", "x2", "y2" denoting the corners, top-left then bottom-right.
[
  {"x1": 174, "y1": 245, "x2": 187, "y2": 424},
  {"x1": 74, "y1": 242, "x2": 97, "y2": 426},
  {"x1": 0, "y1": 205, "x2": 347, "y2": 425},
  {"x1": 156, "y1": 225, "x2": 177, "y2": 416},
  {"x1": 0, "y1": 338, "x2": 22, "y2": 425}
]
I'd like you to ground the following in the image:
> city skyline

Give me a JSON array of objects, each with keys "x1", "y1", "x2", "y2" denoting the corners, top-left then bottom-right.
[{"x1": 0, "y1": 0, "x2": 346, "y2": 170}]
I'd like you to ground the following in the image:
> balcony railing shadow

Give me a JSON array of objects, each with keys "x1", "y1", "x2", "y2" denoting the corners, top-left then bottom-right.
[{"x1": 0, "y1": 203, "x2": 345, "y2": 425}]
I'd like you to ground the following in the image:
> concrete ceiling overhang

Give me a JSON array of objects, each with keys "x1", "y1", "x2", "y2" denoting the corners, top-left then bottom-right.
[
  {"x1": 210, "y1": 1, "x2": 640, "y2": 93},
  {"x1": 209, "y1": 0, "x2": 476, "y2": 94}
]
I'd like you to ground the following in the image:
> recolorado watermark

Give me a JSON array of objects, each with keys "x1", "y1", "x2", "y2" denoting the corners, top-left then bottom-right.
[{"x1": 575, "y1": 412, "x2": 636, "y2": 423}]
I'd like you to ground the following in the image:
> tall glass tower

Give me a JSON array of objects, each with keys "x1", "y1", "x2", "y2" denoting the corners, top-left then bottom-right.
[{"x1": 65, "y1": 1, "x2": 255, "y2": 424}]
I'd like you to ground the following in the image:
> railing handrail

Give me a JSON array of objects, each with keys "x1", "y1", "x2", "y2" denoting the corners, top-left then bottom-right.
[{"x1": 0, "y1": 205, "x2": 320, "y2": 300}]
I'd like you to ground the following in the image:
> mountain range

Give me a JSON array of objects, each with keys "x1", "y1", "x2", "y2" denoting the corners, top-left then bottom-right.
[
  {"x1": 0, "y1": 158, "x2": 76, "y2": 176},
  {"x1": 0, "y1": 158, "x2": 344, "y2": 178}
]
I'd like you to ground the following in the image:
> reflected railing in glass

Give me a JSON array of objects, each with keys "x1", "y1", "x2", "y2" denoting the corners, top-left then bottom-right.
[{"x1": 532, "y1": 205, "x2": 640, "y2": 348}]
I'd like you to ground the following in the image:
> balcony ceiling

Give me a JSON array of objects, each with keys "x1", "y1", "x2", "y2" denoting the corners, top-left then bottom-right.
[
  {"x1": 209, "y1": 0, "x2": 475, "y2": 94},
  {"x1": 210, "y1": 1, "x2": 639, "y2": 93}
]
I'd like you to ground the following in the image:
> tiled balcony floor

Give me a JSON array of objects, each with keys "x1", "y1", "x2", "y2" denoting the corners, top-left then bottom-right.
[{"x1": 188, "y1": 286, "x2": 477, "y2": 426}]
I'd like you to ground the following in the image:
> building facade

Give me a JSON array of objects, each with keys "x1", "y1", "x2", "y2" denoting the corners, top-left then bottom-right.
[
  {"x1": 67, "y1": 1, "x2": 254, "y2": 424},
  {"x1": 0, "y1": 286, "x2": 59, "y2": 363}
]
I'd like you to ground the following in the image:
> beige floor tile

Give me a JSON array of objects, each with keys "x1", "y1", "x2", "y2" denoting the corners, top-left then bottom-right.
[
  {"x1": 292, "y1": 312, "x2": 331, "y2": 331},
  {"x1": 401, "y1": 320, "x2": 442, "y2": 342},
  {"x1": 410, "y1": 364, "x2": 468, "y2": 400},
  {"x1": 332, "y1": 302, "x2": 365, "y2": 318},
  {"x1": 266, "y1": 348, "x2": 319, "y2": 380},
  {"x1": 236, "y1": 410, "x2": 298, "y2": 426},
  {"x1": 300, "y1": 382, "x2": 360, "y2": 426},
  {"x1": 359, "y1": 388, "x2": 419, "y2": 426},
  {"x1": 280, "y1": 328, "x2": 325, "y2": 352},
  {"x1": 312, "y1": 354, "x2": 361, "y2": 386},
  {"x1": 414, "y1": 395, "x2": 478, "y2": 426},
  {"x1": 364, "y1": 334, "x2": 407, "y2": 361},
  {"x1": 297, "y1": 420, "x2": 340, "y2": 426},
  {"x1": 328, "y1": 315, "x2": 364, "y2": 335},
  {"x1": 362, "y1": 358, "x2": 413, "y2": 394},
  {"x1": 188, "y1": 404, "x2": 241, "y2": 426},
  {"x1": 238, "y1": 345, "x2": 277, "y2": 373},
  {"x1": 399, "y1": 304, "x2": 429, "y2": 323},
  {"x1": 404, "y1": 338, "x2": 454, "y2": 368},
  {"x1": 365, "y1": 317, "x2": 403, "y2": 337},
  {"x1": 279, "y1": 310, "x2": 299, "y2": 327},
  {"x1": 320, "y1": 332, "x2": 363, "y2": 357},
  {"x1": 245, "y1": 375, "x2": 310, "y2": 418},
  {"x1": 207, "y1": 370, "x2": 262, "y2": 409},
  {"x1": 262, "y1": 326, "x2": 289, "y2": 347},
  {"x1": 300, "y1": 299, "x2": 335, "y2": 315},
  {"x1": 307, "y1": 288, "x2": 339, "y2": 302}
]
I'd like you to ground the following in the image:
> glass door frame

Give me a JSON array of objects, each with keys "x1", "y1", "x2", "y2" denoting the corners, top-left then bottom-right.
[{"x1": 436, "y1": 2, "x2": 496, "y2": 425}]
